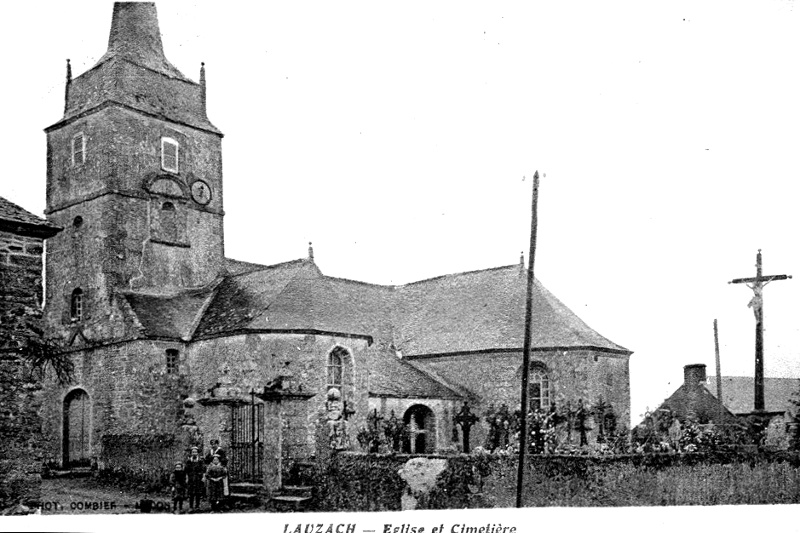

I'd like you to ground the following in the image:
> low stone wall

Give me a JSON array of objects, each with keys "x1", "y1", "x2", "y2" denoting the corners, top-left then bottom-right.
[
  {"x1": 98, "y1": 434, "x2": 181, "y2": 490},
  {"x1": 314, "y1": 451, "x2": 800, "y2": 510}
]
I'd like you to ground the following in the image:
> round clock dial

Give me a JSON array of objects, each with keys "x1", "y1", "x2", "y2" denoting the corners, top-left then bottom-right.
[{"x1": 190, "y1": 180, "x2": 212, "y2": 205}]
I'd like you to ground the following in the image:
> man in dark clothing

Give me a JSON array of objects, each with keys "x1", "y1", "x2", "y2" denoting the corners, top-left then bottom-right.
[
  {"x1": 185, "y1": 446, "x2": 205, "y2": 510},
  {"x1": 204, "y1": 439, "x2": 227, "y2": 467}
]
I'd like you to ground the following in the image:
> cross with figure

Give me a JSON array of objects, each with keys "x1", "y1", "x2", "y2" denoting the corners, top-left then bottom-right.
[{"x1": 728, "y1": 249, "x2": 792, "y2": 411}]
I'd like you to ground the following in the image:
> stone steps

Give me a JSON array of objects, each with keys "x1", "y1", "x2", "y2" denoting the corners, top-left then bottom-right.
[
  {"x1": 228, "y1": 482, "x2": 264, "y2": 509},
  {"x1": 267, "y1": 484, "x2": 315, "y2": 512},
  {"x1": 268, "y1": 493, "x2": 313, "y2": 512}
]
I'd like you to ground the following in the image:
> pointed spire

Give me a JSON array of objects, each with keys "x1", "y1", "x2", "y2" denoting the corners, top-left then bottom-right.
[
  {"x1": 98, "y1": 2, "x2": 186, "y2": 80},
  {"x1": 200, "y1": 62, "x2": 207, "y2": 114},
  {"x1": 519, "y1": 251, "x2": 525, "y2": 276},
  {"x1": 107, "y1": 3, "x2": 165, "y2": 58},
  {"x1": 308, "y1": 242, "x2": 315, "y2": 261}
]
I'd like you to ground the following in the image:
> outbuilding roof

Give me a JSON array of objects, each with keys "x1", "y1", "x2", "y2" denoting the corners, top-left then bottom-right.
[
  {"x1": 0, "y1": 196, "x2": 61, "y2": 238},
  {"x1": 705, "y1": 376, "x2": 800, "y2": 415}
]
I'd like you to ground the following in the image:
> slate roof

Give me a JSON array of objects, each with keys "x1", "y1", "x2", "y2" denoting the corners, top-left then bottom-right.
[
  {"x1": 653, "y1": 380, "x2": 739, "y2": 425},
  {"x1": 705, "y1": 376, "x2": 800, "y2": 415},
  {"x1": 394, "y1": 265, "x2": 630, "y2": 357},
  {"x1": 0, "y1": 196, "x2": 61, "y2": 237},
  {"x1": 122, "y1": 257, "x2": 629, "y2": 399},
  {"x1": 122, "y1": 284, "x2": 216, "y2": 340},
  {"x1": 224, "y1": 257, "x2": 270, "y2": 275},
  {"x1": 368, "y1": 352, "x2": 463, "y2": 399},
  {"x1": 193, "y1": 259, "x2": 322, "y2": 338}
]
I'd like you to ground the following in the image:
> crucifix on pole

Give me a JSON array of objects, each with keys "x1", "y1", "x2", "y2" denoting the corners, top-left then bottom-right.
[{"x1": 728, "y1": 249, "x2": 792, "y2": 412}]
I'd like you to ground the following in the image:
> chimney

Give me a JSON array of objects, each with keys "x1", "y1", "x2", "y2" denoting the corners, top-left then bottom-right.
[{"x1": 683, "y1": 364, "x2": 707, "y2": 387}]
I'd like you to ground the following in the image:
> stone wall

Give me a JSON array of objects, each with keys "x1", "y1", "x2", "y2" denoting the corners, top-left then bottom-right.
[
  {"x1": 38, "y1": 331, "x2": 373, "y2": 482},
  {"x1": 187, "y1": 333, "x2": 372, "y2": 456},
  {"x1": 0, "y1": 227, "x2": 47, "y2": 509},
  {"x1": 38, "y1": 339, "x2": 190, "y2": 468},
  {"x1": 412, "y1": 349, "x2": 630, "y2": 448},
  {"x1": 368, "y1": 397, "x2": 461, "y2": 452}
]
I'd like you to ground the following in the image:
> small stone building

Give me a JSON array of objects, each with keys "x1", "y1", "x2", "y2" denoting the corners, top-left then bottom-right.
[
  {"x1": 0, "y1": 196, "x2": 60, "y2": 510},
  {"x1": 36, "y1": 2, "x2": 632, "y2": 491}
]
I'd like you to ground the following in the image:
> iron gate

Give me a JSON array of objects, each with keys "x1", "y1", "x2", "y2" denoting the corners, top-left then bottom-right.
[{"x1": 230, "y1": 402, "x2": 264, "y2": 483}]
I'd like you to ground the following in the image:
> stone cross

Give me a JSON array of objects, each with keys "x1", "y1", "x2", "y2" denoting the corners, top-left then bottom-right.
[{"x1": 454, "y1": 402, "x2": 479, "y2": 453}]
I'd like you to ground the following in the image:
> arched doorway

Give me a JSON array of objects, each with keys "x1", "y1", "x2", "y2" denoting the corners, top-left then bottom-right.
[
  {"x1": 63, "y1": 388, "x2": 91, "y2": 468},
  {"x1": 403, "y1": 404, "x2": 436, "y2": 454}
]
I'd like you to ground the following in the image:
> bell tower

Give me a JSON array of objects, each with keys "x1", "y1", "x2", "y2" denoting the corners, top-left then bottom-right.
[{"x1": 44, "y1": 2, "x2": 225, "y2": 342}]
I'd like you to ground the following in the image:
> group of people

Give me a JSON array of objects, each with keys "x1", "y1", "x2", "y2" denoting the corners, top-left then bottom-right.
[{"x1": 169, "y1": 439, "x2": 229, "y2": 513}]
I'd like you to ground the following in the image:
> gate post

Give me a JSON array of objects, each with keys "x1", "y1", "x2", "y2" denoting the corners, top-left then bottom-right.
[{"x1": 263, "y1": 400, "x2": 282, "y2": 492}]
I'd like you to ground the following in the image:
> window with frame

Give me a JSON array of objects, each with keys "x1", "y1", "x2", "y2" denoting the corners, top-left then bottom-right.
[
  {"x1": 70, "y1": 288, "x2": 83, "y2": 322},
  {"x1": 160, "y1": 202, "x2": 178, "y2": 241},
  {"x1": 327, "y1": 347, "x2": 347, "y2": 394},
  {"x1": 528, "y1": 368, "x2": 551, "y2": 412},
  {"x1": 166, "y1": 349, "x2": 179, "y2": 374},
  {"x1": 72, "y1": 133, "x2": 85, "y2": 166},
  {"x1": 161, "y1": 137, "x2": 179, "y2": 173}
]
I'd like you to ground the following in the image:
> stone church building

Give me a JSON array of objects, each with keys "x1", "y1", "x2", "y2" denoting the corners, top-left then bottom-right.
[{"x1": 38, "y1": 3, "x2": 631, "y2": 490}]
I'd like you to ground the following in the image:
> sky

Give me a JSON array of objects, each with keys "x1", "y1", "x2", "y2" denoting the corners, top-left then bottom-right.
[{"x1": 2, "y1": 0, "x2": 800, "y2": 426}]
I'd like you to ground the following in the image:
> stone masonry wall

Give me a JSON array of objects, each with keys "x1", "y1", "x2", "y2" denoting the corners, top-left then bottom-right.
[
  {"x1": 44, "y1": 105, "x2": 225, "y2": 344},
  {"x1": 187, "y1": 333, "x2": 372, "y2": 461},
  {"x1": 39, "y1": 339, "x2": 189, "y2": 468},
  {"x1": 368, "y1": 397, "x2": 462, "y2": 453},
  {"x1": 0, "y1": 228, "x2": 46, "y2": 509},
  {"x1": 413, "y1": 350, "x2": 631, "y2": 449}
]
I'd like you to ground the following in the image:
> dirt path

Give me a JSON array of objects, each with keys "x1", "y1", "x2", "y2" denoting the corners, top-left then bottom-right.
[{"x1": 41, "y1": 477, "x2": 182, "y2": 515}]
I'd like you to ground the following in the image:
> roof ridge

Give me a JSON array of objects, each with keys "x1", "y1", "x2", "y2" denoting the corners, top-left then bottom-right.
[
  {"x1": 184, "y1": 279, "x2": 224, "y2": 341},
  {"x1": 708, "y1": 375, "x2": 800, "y2": 380},
  {"x1": 223, "y1": 257, "x2": 310, "y2": 279},
  {"x1": 398, "y1": 263, "x2": 520, "y2": 287},
  {"x1": 317, "y1": 275, "x2": 394, "y2": 290}
]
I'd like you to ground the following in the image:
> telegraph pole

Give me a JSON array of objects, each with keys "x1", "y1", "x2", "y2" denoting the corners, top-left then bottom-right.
[
  {"x1": 728, "y1": 250, "x2": 791, "y2": 411},
  {"x1": 714, "y1": 319, "x2": 723, "y2": 419},
  {"x1": 516, "y1": 171, "x2": 539, "y2": 508}
]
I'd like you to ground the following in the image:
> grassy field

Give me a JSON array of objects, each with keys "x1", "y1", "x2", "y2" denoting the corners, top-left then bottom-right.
[{"x1": 481, "y1": 460, "x2": 800, "y2": 507}]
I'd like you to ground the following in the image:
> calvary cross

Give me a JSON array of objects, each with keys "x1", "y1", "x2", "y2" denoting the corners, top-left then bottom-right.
[{"x1": 728, "y1": 249, "x2": 792, "y2": 412}]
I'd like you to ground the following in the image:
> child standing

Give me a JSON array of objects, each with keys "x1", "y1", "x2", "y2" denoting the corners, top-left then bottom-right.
[{"x1": 170, "y1": 461, "x2": 187, "y2": 513}]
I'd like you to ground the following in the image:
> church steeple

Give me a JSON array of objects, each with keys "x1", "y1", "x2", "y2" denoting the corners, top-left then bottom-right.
[
  {"x1": 95, "y1": 2, "x2": 188, "y2": 81},
  {"x1": 51, "y1": 2, "x2": 220, "y2": 135},
  {"x1": 44, "y1": 2, "x2": 226, "y2": 345}
]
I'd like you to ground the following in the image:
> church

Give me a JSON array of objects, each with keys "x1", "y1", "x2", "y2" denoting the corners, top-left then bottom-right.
[{"x1": 38, "y1": 3, "x2": 631, "y2": 491}]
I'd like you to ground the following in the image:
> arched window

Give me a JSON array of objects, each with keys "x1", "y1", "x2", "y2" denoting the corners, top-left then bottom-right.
[
  {"x1": 529, "y1": 368, "x2": 551, "y2": 412},
  {"x1": 327, "y1": 348, "x2": 344, "y2": 392},
  {"x1": 161, "y1": 202, "x2": 177, "y2": 241},
  {"x1": 70, "y1": 288, "x2": 83, "y2": 322}
]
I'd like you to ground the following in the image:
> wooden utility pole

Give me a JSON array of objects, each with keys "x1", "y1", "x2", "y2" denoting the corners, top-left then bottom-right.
[
  {"x1": 516, "y1": 171, "x2": 540, "y2": 509},
  {"x1": 714, "y1": 319, "x2": 723, "y2": 419},
  {"x1": 728, "y1": 250, "x2": 791, "y2": 411}
]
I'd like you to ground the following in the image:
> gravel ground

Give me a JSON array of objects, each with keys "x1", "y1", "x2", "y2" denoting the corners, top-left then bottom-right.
[{"x1": 41, "y1": 477, "x2": 202, "y2": 515}]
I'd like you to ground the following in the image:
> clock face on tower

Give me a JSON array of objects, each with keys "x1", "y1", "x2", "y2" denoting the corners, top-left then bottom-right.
[{"x1": 190, "y1": 179, "x2": 212, "y2": 205}]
